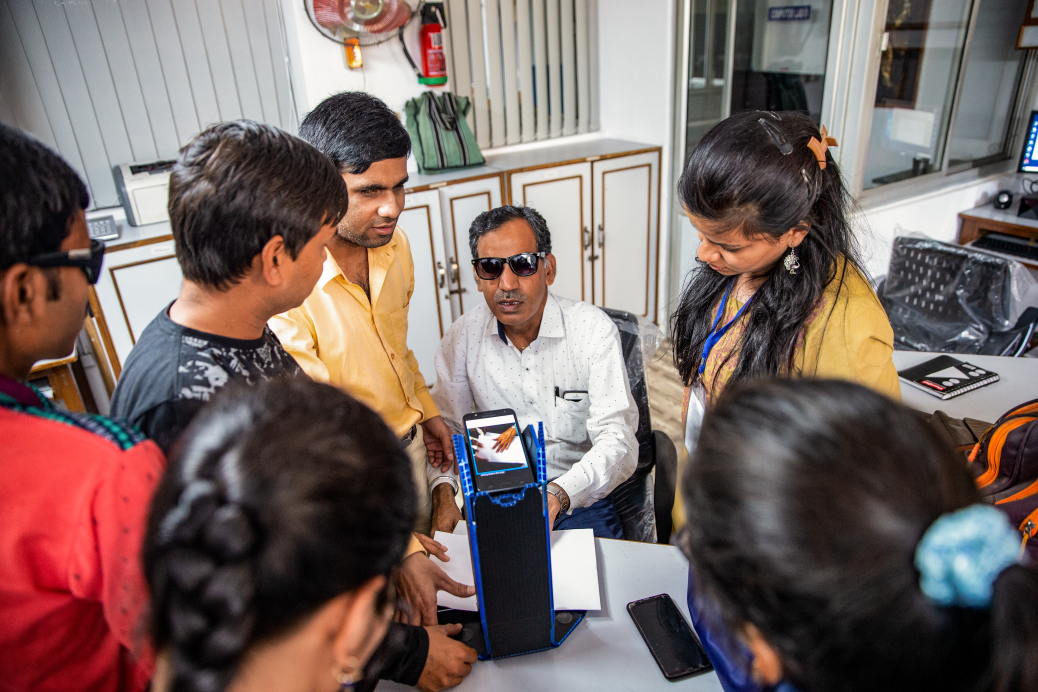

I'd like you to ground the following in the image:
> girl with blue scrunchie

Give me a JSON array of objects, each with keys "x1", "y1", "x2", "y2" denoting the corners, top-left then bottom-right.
[{"x1": 681, "y1": 379, "x2": 1038, "y2": 692}]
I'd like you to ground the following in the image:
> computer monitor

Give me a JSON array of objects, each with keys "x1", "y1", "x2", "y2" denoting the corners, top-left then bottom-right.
[{"x1": 1019, "y1": 110, "x2": 1038, "y2": 173}]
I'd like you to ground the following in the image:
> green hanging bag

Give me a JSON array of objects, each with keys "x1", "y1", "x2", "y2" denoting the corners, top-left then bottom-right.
[{"x1": 405, "y1": 91, "x2": 485, "y2": 173}]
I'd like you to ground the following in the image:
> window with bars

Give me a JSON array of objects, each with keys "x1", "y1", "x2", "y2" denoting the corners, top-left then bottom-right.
[
  {"x1": 0, "y1": 0, "x2": 296, "y2": 210},
  {"x1": 443, "y1": 0, "x2": 598, "y2": 149}
]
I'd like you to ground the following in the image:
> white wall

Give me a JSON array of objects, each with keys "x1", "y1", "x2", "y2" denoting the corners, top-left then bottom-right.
[
  {"x1": 596, "y1": 0, "x2": 678, "y2": 323},
  {"x1": 280, "y1": 0, "x2": 438, "y2": 126},
  {"x1": 856, "y1": 176, "x2": 1009, "y2": 277}
]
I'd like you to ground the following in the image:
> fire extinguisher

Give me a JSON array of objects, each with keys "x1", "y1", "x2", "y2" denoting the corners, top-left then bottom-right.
[{"x1": 400, "y1": 2, "x2": 448, "y2": 86}]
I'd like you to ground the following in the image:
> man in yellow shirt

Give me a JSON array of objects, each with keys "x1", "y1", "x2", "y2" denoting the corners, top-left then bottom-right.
[{"x1": 270, "y1": 92, "x2": 456, "y2": 537}]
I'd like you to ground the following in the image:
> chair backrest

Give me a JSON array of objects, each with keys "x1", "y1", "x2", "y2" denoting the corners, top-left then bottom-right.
[
  {"x1": 601, "y1": 308, "x2": 653, "y2": 461},
  {"x1": 601, "y1": 307, "x2": 659, "y2": 543},
  {"x1": 880, "y1": 236, "x2": 1017, "y2": 353}
]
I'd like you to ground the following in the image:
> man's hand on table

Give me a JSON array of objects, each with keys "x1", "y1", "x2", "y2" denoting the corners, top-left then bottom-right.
[
  {"x1": 422, "y1": 415, "x2": 456, "y2": 473},
  {"x1": 418, "y1": 624, "x2": 477, "y2": 692},
  {"x1": 432, "y1": 484, "x2": 463, "y2": 535}
]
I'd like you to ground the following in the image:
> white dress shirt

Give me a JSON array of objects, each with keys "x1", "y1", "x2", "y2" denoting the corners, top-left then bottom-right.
[{"x1": 429, "y1": 293, "x2": 639, "y2": 510}]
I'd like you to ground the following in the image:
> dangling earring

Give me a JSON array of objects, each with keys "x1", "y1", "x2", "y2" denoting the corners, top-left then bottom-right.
[
  {"x1": 783, "y1": 245, "x2": 800, "y2": 275},
  {"x1": 334, "y1": 657, "x2": 361, "y2": 690}
]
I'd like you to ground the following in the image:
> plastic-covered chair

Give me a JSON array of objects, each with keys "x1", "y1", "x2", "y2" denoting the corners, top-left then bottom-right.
[
  {"x1": 878, "y1": 236, "x2": 1038, "y2": 356},
  {"x1": 601, "y1": 308, "x2": 678, "y2": 544}
]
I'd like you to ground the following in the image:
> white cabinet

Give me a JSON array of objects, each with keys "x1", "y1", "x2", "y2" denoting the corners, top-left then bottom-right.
[
  {"x1": 506, "y1": 162, "x2": 592, "y2": 304},
  {"x1": 435, "y1": 175, "x2": 505, "y2": 317},
  {"x1": 91, "y1": 237, "x2": 182, "y2": 376},
  {"x1": 399, "y1": 190, "x2": 453, "y2": 379},
  {"x1": 593, "y1": 151, "x2": 660, "y2": 318},
  {"x1": 399, "y1": 173, "x2": 506, "y2": 375},
  {"x1": 506, "y1": 148, "x2": 661, "y2": 319}
]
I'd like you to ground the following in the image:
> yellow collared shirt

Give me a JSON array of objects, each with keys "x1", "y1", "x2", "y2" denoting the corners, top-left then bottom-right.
[{"x1": 269, "y1": 228, "x2": 438, "y2": 437}]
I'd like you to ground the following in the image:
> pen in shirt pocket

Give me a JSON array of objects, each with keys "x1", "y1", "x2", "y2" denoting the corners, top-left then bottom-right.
[{"x1": 555, "y1": 387, "x2": 588, "y2": 403}]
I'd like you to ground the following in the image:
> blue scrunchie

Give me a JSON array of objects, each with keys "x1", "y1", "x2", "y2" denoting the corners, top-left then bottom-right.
[{"x1": 915, "y1": 504, "x2": 1021, "y2": 608}]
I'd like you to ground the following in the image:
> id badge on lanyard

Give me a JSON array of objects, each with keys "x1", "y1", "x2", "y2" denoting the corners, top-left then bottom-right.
[{"x1": 698, "y1": 281, "x2": 753, "y2": 375}]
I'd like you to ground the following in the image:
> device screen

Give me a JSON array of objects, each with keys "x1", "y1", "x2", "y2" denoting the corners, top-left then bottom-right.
[
  {"x1": 466, "y1": 415, "x2": 528, "y2": 476},
  {"x1": 628, "y1": 594, "x2": 712, "y2": 681},
  {"x1": 463, "y1": 410, "x2": 535, "y2": 492},
  {"x1": 1020, "y1": 110, "x2": 1038, "y2": 173}
]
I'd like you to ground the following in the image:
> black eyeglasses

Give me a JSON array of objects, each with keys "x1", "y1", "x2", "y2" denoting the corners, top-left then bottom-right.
[
  {"x1": 472, "y1": 252, "x2": 546, "y2": 280},
  {"x1": 25, "y1": 238, "x2": 106, "y2": 285}
]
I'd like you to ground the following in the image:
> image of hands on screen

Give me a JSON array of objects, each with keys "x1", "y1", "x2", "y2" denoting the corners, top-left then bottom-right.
[{"x1": 466, "y1": 416, "x2": 528, "y2": 476}]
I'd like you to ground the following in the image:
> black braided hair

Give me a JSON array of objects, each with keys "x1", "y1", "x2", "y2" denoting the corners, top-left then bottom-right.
[{"x1": 144, "y1": 378, "x2": 416, "y2": 692}]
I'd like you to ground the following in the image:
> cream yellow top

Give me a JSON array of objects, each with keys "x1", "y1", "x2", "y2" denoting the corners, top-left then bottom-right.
[
  {"x1": 269, "y1": 228, "x2": 438, "y2": 438},
  {"x1": 700, "y1": 256, "x2": 900, "y2": 401}
]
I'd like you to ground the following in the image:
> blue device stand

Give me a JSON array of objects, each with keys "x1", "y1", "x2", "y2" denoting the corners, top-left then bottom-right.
[{"x1": 446, "y1": 423, "x2": 585, "y2": 660}]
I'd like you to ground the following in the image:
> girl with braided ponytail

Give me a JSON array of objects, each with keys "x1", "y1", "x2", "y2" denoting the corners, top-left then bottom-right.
[
  {"x1": 682, "y1": 379, "x2": 1038, "y2": 692},
  {"x1": 144, "y1": 378, "x2": 417, "y2": 692}
]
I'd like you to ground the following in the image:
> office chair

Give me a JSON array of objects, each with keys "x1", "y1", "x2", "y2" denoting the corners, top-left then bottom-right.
[
  {"x1": 601, "y1": 308, "x2": 678, "y2": 544},
  {"x1": 879, "y1": 236, "x2": 1038, "y2": 357}
]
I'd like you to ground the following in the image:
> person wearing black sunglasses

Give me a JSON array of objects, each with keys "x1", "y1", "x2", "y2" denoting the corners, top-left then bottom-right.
[
  {"x1": 0, "y1": 123, "x2": 166, "y2": 692},
  {"x1": 426, "y1": 205, "x2": 639, "y2": 540}
]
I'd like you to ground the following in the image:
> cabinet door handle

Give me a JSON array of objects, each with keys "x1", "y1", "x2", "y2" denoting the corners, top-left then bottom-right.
[
  {"x1": 583, "y1": 226, "x2": 591, "y2": 249},
  {"x1": 437, "y1": 261, "x2": 446, "y2": 288},
  {"x1": 449, "y1": 258, "x2": 460, "y2": 283},
  {"x1": 597, "y1": 223, "x2": 604, "y2": 248}
]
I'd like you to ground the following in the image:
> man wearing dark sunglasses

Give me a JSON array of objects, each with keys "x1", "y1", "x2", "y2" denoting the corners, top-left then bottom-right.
[
  {"x1": 427, "y1": 205, "x2": 639, "y2": 539},
  {"x1": 0, "y1": 123, "x2": 166, "y2": 691}
]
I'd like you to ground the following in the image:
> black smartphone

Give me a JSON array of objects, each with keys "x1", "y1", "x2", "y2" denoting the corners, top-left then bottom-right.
[
  {"x1": 462, "y1": 409, "x2": 536, "y2": 492},
  {"x1": 627, "y1": 594, "x2": 713, "y2": 681}
]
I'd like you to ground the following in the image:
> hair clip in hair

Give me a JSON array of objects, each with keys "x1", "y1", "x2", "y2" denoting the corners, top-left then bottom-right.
[
  {"x1": 758, "y1": 117, "x2": 793, "y2": 155},
  {"x1": 807, "y1": 125, "x2": 838, "y2": 170},
  {"x1": 915, "y1": 504, "x2": 1022, "y2": 608}
]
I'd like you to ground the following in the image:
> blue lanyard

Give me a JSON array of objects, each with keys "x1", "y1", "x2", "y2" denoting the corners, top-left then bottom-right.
[{"x1": 699, "y1": 281, "x2": 754, "y2": 375}]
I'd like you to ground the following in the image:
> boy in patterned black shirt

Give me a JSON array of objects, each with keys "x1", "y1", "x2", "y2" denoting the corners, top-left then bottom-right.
[
  {"x1": 110, "y1": 121, "x2": 347, "y2": 453},
  {"x1": 110, "y1": 120, "x2": 473, "y2": 692}
]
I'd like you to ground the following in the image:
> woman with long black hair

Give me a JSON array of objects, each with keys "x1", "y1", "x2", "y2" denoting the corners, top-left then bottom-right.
[
  {"x1": 672, "y1": 110, "x2": 899, "y2": 447},
  {"x1": 672, "y1": 111, "x2": 900, "y2": 692}
]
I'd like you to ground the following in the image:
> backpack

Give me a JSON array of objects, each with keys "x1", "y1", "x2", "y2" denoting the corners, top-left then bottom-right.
[{"x1": 968, "y1": 398, "x2": 1038, "y2": 560}]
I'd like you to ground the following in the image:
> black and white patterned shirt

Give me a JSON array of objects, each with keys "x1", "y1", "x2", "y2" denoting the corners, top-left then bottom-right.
[{"x1": 110, "y1": 303, "x2": 304, "y2": 453}]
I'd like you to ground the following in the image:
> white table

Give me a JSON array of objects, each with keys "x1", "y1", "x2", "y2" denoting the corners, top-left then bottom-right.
[
  {"x1": 380, "y1": 539, "x2": 723, "y2": 692},
  {"x1": 893, "y1": 351, "x2": 1038, "y2": 421}
]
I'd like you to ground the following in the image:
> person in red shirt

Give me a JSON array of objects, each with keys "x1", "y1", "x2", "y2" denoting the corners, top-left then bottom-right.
[{"x1": 0, "y1": 123, "x2": 166, "y2": 692}]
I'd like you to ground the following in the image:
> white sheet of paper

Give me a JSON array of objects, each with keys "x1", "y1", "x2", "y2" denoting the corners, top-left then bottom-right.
[{"x1": 431, "y1": 527, "x2": 601, "y2": 612}]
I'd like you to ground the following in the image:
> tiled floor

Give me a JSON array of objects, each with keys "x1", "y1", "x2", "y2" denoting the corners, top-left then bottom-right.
[{"x1": 643, "y1": 339, "x2": 685, "y2": 453}]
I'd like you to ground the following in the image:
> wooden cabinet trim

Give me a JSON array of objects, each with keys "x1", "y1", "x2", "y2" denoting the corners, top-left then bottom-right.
[
  {"x1": 519, "y1": 174, "x2": 587, "y2": 302},
  {"x1": 503, "y1": 146, "x2": 662, "y2": 178},
  {"x1": 407, "y1": 171, "x2": 505, "y2": 196},
  {"x1": 88, "y1": 287, "x2": 122, "y2": 380},
  {"x1": 109, "y1": 254, "x2": 177, "y2": 345},
  {"x1": 104, "y1": 234, "x2": 174, "y2": 254}
]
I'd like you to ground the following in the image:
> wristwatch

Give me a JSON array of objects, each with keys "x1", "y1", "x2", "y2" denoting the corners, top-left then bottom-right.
[
  {"x1": 431, "y1": 475, "x2": 460, "y2": 496},
  {"x1": 547, "y1": 483, "x2": 570, "y2": 513}
]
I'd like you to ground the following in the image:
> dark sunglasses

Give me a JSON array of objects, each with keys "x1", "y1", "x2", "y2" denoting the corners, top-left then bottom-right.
[
  {"x1": 25, "y1": 238, "x2": 106, "y2": 285},
  {"x1": 472, "y1": 252, "x2": 546, "y2": 280}
]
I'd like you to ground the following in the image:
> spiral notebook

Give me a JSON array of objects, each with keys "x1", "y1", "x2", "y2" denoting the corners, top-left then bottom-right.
[{"x1": 897, "y1": 356, "x2": 1000, "y2": 400}]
